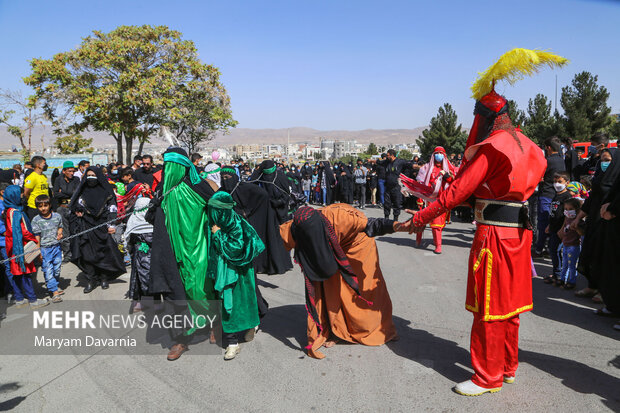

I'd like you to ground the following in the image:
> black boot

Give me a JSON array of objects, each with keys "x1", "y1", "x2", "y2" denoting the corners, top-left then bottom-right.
[
  {"x1": 84, "y1": 281, "x2": 97, "y2": 294},
  {"x1": 101, "y1": 276, "x2": 109, "y2": 290}
]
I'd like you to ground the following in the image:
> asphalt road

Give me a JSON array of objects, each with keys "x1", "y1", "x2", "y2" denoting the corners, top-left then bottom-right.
[{"x1": 1, "y1": 206, "x2": 619, "y2": 412}]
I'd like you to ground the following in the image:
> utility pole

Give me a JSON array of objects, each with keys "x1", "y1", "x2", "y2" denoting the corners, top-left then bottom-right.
[
  {"x1": 287, "y1": 128, "x2": 290, "y2": 165},
  {"x1": 554, "y1": 74, "x2": 558, "y2": 113}
]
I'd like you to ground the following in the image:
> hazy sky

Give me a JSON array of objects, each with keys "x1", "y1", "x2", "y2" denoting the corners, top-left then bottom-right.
[{"x1": 1, "y1": 0, "x2": 618, "y2": 130}]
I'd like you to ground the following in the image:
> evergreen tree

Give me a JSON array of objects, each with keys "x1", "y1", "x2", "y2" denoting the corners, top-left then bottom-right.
[
  {"x1": 366, "y1": 142, "x2": 378, "y2": 155},
  {"x1": 507, "y1": 99, "x2": 527, "y2": 128},
  {"x1": 397, "y1": 149, "x2": 413, "y2": 160},
  {"x1": 608, "y1": 116, "x2": 620, "y2": 140},
  {"x1": 560, "y1": 71, "x2": 611, "y2": 141},
  {"x1": 418, "y1": 103, "x2": 466, "y2": 159},
  {"x1": 521, "y1": 94, "x2": 554, "y2": 144}
]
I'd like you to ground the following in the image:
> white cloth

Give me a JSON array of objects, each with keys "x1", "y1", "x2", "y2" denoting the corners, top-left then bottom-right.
[
  {"x1": 123, "y1": 197, "x2": 153, "y2": 248},
  {"x1": 204, "y1": 164, "x2": 221, "y2": 188}
]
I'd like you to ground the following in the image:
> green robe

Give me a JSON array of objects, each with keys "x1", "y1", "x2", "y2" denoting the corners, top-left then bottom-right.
[
  {"x1": 208, "y1": 192, "x2": 265, "y2": 333},
  {"x1": 162, "y1": 156, "x2": 215, "y2": 335}
]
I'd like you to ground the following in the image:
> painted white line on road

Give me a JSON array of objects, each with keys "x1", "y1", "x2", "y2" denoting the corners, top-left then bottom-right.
[
  {"x1": 423, "y1": 252, "x2": 436, "y2": 257},
  {"x1": 547, "y1": 297, "x2": 596, "y2": 310}
]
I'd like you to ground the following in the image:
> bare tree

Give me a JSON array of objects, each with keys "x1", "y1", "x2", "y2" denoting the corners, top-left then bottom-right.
[{"x1": 0, "y1": 89, "x2": 45, "y2": 157}]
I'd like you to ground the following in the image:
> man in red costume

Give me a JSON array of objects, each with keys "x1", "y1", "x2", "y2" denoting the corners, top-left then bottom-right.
[
  {"x1": 414, "y1": 146, "x2": 455, "y2": 253},
  {"x1": 410, "y1": 90, "x2": 546, "y2": 395}
]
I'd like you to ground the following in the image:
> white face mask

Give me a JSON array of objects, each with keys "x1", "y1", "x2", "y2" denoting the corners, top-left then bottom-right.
[
  {"x1": 564, "y1": 209, "x2": 576, "y2": 218},
  {"x1": 554, "y1": 183, "x2": 566, "y2": 192}
]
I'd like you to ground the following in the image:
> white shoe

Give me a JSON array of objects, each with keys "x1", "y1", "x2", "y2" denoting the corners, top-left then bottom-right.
[
  {"x1": 454, "y1": 380, "x2": 501, "y2": 396},
  {"x1": 503, "y1": 375, "x2": 515, "y2": 384},
  {"x1": 224, "y1": 344, "x2": 240, "y2": 360}
]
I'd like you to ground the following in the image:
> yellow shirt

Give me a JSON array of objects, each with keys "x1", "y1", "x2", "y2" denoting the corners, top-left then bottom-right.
[{"x1": 23, "y1": 171, "x2": 49, "y2": 208}]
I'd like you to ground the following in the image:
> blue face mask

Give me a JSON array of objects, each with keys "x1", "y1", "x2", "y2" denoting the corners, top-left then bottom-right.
[
  {"x1": 601, "y1": 161, "x2": 610, "y2": 172},
  {"x1": 434, "y1": 153, "x2": 444, "y2": 162}
]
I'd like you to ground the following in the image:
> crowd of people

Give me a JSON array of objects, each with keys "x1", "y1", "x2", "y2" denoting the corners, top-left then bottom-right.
[
  {"x1": 531, "y1": 133, "x2": 620, "y2": 324},
  {"x1": 0, "y1": 118, "x2": 618, "y2": 395}
]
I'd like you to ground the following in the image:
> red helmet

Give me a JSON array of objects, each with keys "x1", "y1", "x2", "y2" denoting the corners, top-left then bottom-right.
[{"x1": 465, "y1": 90, "x2": 509, "y2": 152}]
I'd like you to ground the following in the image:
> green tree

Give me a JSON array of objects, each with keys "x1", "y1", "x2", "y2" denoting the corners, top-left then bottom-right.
[
  {"x1": 366, "y1": 142, "x2": 378, "y2": 155},
  {"x1": 559, "y1": 71, "x2": 611, "y2": 141},
  {"x1": 507, "y1": 99, "x2": 527, "y2": 128},
  {"x1": 55, "y1": 133, "x2": 93, "y2": 154},
  {"x1": 608, "y1": 115, "x2": 620, "y2": 140},
  {"x1": 169, "y1": 79, "x2": 237, "y2": 154},
  {"x1": 418, "y1": 103, "x2": 467, "y2": 159},
  {"x1": 25, "y1": 25, "x2": 236, "y2": 164},
  {"x1": 521, "y1": 94, "x2": 555, "y2": 144},
  {"x1": 397, "y1": 149, "x2": 413, "y2": 160}
]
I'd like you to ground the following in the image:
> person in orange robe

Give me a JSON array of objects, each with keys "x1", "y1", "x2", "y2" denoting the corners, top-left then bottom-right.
[
  {"x1": 410, "y1": 90, "x2": 546, "y2": 395},
  {"x1": 280, "y1": 204, "x2": 408, "y2": 359}
]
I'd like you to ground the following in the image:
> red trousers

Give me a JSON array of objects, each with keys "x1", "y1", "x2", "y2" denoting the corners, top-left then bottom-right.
[{"x1": 470, "y1": 313, "x2": 520, "y2": 388}]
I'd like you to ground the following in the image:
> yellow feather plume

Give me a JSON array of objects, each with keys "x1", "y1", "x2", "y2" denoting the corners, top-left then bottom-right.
[{"x1": 471, "y1": 48, "x2": 568, "y2": 100}]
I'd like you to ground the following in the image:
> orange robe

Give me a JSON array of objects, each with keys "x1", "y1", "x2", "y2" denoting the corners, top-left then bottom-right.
[{"x1": 280, "y1": 204, "x2": 397, "y2": 359}]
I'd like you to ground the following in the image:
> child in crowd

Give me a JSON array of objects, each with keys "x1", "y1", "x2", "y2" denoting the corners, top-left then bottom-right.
[
  {"x1": 1, "y1": 186, "x2": 49, "y2": 309},
  {"x1": 31, "y1": 194, "x2": 64, "y2": 302},
  {"x1": 312, "y1": 170, "x2": 320, "y2": 204},
  {"x1": 544, "y1": 172, "x2": 572, "y2": 285},
  {"x1": 123, "y1": 197, "x2": 154, "y2": 313},
  {"x1": 566, "y1": 181, "x2": 588, "y2": 200},
  {"x1": 557, "y1": 198, "x2": 583, "y2": 289},
  {"x1": 302, "y1": 175, "x2": 311, "y2": 203}
]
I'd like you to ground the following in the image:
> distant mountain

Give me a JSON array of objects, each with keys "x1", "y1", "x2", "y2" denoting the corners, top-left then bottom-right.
[
  {"x1": 0, "y1": 125, "x2": 429, "y2": 151},
  {"x1": 211, "y1": 126, "x2": 428, "y2": 145}
]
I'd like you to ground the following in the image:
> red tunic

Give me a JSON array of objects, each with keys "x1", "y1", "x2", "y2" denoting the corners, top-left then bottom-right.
[
  {"x1": 415, "y1": 130, "x2": 546, "y2": 320},
  {"x1": 5, "y1": 208, "x2": 38, "y2": 276}
]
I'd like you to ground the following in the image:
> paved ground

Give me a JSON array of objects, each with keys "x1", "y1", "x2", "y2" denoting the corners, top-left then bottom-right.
[{"x1": 1, "y1": 206, "x2": 619, "y2": 412}]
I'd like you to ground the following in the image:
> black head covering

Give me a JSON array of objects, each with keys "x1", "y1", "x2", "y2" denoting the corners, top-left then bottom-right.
[
  {"x1": 70, "y1": 166, "x2": 115, "y2": 214},
  {"x1": 220, "y1": 165, "x2": 240, "y2": 194},
  {"x1": 320, "y1": 161, "x2": 335, "y2": 185},
  {"x1": 0, "y1": 169, "x2": 20, "y2": 184},
  {"x1": 291, "y1": 206, "x2": 371, "y2": 332},
  {"x1": 50, "y1": 168, "x2": 60, "y2": 187},
  {"x1": 249, "y1": 160, "x2": 275, "y2": 181}
]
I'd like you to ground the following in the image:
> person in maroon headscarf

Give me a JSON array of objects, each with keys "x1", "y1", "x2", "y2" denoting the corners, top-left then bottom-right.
[{"x1": 414, "y1": 146, "x2": 456, "y2": 253}]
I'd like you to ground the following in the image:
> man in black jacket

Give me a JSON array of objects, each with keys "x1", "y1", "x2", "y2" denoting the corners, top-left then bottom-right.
[
  {"x1": 134, "y1": 154, "x2": 155, "y2": 188},
  {"x1": 53, "y1": 161, "x2": 80, "y2": 261},
  {"x1": 379, "y1": 149, "x2": 411, "y2": 220},
  {"x1": 376, "y1": 154, "x2": 386, "y2": 206}
]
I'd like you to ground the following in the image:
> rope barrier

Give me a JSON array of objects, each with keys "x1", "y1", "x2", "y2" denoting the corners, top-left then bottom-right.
[{"x1": 0, "y1": 182, "x2": 179, "y2": 266}]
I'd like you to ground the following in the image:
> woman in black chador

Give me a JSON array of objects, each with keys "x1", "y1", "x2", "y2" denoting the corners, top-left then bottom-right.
[
  {"x1": 248, "y1": 160, "x2": 292, "y2": 224},
  {"x1": 69, "y1": 166, "x2": 125, "y2": 293}
]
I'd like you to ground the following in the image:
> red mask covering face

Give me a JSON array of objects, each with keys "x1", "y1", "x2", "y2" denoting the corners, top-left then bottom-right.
[{"x1": 465, "y1": 90, "x2": 508, "y2": 152}]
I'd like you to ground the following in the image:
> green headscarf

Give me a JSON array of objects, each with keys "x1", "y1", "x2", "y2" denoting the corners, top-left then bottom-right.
[{"x1": 163, "y1": 151, "x2": 202, "y2": 185}]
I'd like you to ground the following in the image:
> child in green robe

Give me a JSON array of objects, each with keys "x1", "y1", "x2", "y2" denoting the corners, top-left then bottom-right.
[{"x1": 208, "y1": 192, "x2": 265, "y2": 360}]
